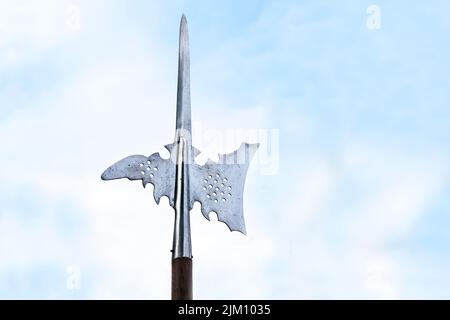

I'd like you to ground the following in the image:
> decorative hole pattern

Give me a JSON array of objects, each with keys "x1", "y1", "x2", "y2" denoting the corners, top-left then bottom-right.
[
  {"x1": 138, "y1": 159, "x2": 156, "y2": 179},
  {"x1": 202, "y1": 172, "x2": 232, "y2": 203}
]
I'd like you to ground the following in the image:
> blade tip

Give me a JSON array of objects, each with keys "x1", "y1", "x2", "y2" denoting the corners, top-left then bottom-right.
[{"x1": 101, "y1": 168, "x2": 110, "y2": 180}]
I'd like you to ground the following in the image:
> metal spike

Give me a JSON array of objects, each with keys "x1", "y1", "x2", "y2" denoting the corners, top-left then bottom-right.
[{"x1": 175, "y1": 14, "x2": 191, "y2": 141}]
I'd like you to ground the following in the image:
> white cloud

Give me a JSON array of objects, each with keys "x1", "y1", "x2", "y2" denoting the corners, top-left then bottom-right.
[
  {"x1": 0, "y1": 0, "x2": 79, "y2": 68},
  {"x1": 272, "y1": 142, "x2": 448, "y2": 299}
]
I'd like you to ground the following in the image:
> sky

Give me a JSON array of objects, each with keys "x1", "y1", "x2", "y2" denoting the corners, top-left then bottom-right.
[{"x1": 0, "y1": 0, "x2": 449, "y2": 299}]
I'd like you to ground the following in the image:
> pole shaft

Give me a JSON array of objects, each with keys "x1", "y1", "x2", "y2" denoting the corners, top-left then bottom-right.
[{"x1": 171, "y1": 257, "x2": 192, "y2": 300}]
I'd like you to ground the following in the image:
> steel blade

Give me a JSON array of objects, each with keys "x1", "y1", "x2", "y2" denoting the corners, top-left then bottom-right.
[{"x1": 175, "y1": 14, "x2": 191, "y2": 140}]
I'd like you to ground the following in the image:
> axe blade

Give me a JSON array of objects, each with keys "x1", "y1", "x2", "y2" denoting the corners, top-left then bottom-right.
[{"x1": 190, "y1": 142, "x2": 260, "y2": 234}]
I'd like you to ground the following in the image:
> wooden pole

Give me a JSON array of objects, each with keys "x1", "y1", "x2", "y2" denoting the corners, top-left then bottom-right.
[{"x1": 171, "y1": 257, "x2": 192, "y2": 300}]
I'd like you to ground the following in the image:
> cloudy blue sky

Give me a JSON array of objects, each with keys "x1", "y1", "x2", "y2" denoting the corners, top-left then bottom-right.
[{"x1": 1, "y1": 0, "x2": 449, "y2": 299}]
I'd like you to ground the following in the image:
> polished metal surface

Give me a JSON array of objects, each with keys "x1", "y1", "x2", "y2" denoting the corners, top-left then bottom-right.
[
  {"x1": 173, "y1": 136, "x2": 192, "y2": 258},
  {"x1": 101, "y1": 15, "x2": 259, "y2": 259},
  {"x1": 175, "y1": 15, "x2": 192, "y2": 140},
  {"x1": 190, "y1": 142, "x2": 259, "y2": 234}
]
